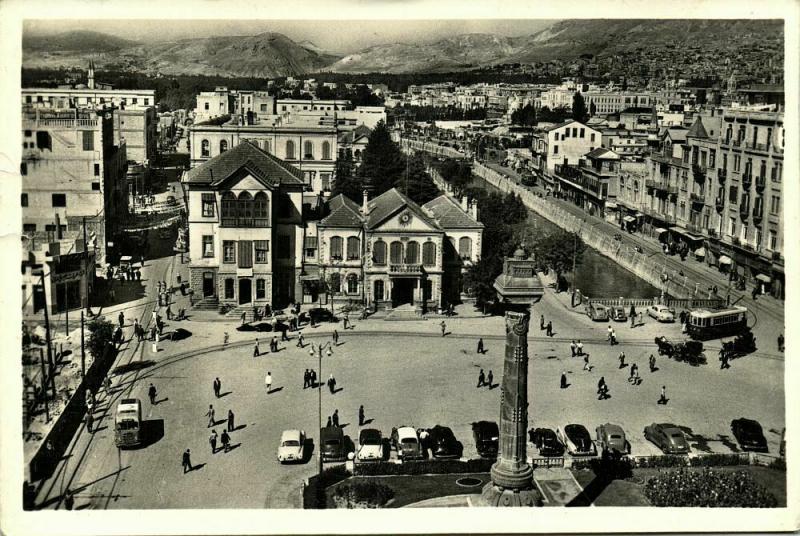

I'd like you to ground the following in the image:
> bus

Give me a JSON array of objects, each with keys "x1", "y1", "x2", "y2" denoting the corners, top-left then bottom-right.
[
  {"x1": 114, "y1": 398, "x2": 142, "y2": 447},
  {"x1": 687, "y1": 306, "x2": 748, "y2": 340}
]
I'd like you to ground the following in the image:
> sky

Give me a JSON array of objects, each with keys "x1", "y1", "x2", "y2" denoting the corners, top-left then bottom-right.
[{"x1": 23, "y1": 19, "x2": 556, "y2": 54}]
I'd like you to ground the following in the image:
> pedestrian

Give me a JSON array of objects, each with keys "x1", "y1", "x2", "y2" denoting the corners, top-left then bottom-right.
[
  {"x1": 297, "y1": 333, "x2": 305, "y2": 348},
  {"x1": 166, "y1": 305, "x2": 173, "y2": 321},
  {"x1": 157, "y1": 316, "x2": 164, "y2": 335},
  {"x1": 477, "y1": 369, "x2": 485, "y2": 388},
  {"x1": 223, "y1": 332, "x2": 229, "y2": 345},
  {"x1": 332, "y1": 409, "x2": 339, "y2": 427},
  {"x1": 440, "y1": 320, "x2": 447, "y2": 337},
  {"x1": 487, "y1": 370, "x2": 494, "y2": 388},
  {"x1": 85, "y1": 387, "x2": 95, "y2": 413},
  {"x1": 540, "y1": 314, "x2": 545, "y2": 330},
  {"x1": 118, "y1": 311, "x2": 125, "y2": 328},
  {"x1": 180, "y1": 281, "x2": 186, "y2": 295},
  {"x1": 477, "y1": 338, "x2": 484, "y2": 354},
  {"x1": 133, "y1": 317, "x2": 140, "y2": 334},
  {"x1": 227, "y1": 409, "x2": 235, "y2": 432},
  {"x1": 610, "y1": 329, "x2": 617, "y2": 345},
  {"x1": 281, "y1": 328, "x2": 289, "y2": 342},
  {"x1": 221, "y1": 430, "x2": 231, "y2": 452},
  {"x1": 570, "y1": 340, "x2": 576, "y2": 357},
  {"x1": 271, "y1": 336, "x2": 278, "y2": 353},
  {"x1": 328, "y1": 374, "x2": 336, "y2": 394},
  {"x1": 546, "y1": 321, "x2": 553, "y2": 337},
  {"x1": 148, "y1": 383, "x2": 157, "y2": 405},
  {"x1": 303, "y1": 369, "x2": 310, "y2": 389},
  {"x1": 104, "y1": 375, "x2": 113, "y2": 396},
  {"x1": 64, "y1": 489, "x2": 74, "y2": 510},
  {"x1": 583, "y1": 354, "x2": 591, "y2": 372},
  {"x1": 310, "y1": 369, "x2": 317, "y2": 387},
  {"x1": 265, "y1": 372, "x2": 273, "y2": 393},
  {"x1": 326, "y1": 416, "x2": 332, "y2": 427},
  {"x1": 597, "y1": 377, "x2": 608, "y2": 400},
  {"x1": 86, "y1": 411, "x2": 94, "y2": 432},
  {"x1": 206, "y1": 404, "x2": 215, "y2": 427},
  {"x1": 358, "y1": 404, "x2": 365, "y2": 426},
  {"x1": 607, "y1": 325, "x2": 613, "y2": 341},
  {"x1": 342, "y1": 316, "x2": 348, "y2": 331},
  {"x1": 778, "y1": 333, "x2": 784, "y2": 352},
  {"x1": 576, "y1": 340, "x2": 584, "y2": 356},
  {"x1": 658, "y1": 385, "x2": 668, "y2": 405},
  {"x1": 649, "y1": 353, "x2": 656, "y2": 372},
  {"x1": 152, "y1": 332, "x2": 159, "y2": 354},
  {"x1": 241, "y1": 311, "x2": 247, "y2": 325},
  {"x1": 560, "y1": 371, "x2": 568, "y2": 389},
  {"x1": 253, "y1": 339, "x2": 260, "y2": 357},
  {"x1": 629, "y1": 363, "x2": 638, "y2": 383},
  {"x1": 618, "y1": 352, "x2": 626, "y2": 369},
  {"x1": 751, "y1": 286, "x2": 758, "y2": 300},
  {"x1": 629, "y1": 305, "x2": 636, "y2": 326},
  {"x1": 182, "y1": 449, "x2": 193, "y2": 473},
  {"x1": 209, "y1": 430, "x2": 218, "y2": 454},
  {"x1": 681, "y1": 321, "x2": 687, "y2": 334},
  {"x1": 213, "y1": 377, "x2": 221, "y2": 398},
  {"x1": 109, "y1": 287, "x2": 116, "y2": 302}
]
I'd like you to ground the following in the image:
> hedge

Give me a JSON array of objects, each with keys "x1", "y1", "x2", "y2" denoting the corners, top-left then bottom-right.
[
  {"x1": 353, "y1": 458, "x2": 494, "y2": 476},
  {"x1": 644, "y1": 468, "x2": 777, "y2": 507},
  {"x1": 688, "y1": 453, "x2": 750, "y2": 467},
  {"x1": 333, "y1": 481, "x2": 395, "y2": 508},
  {"x1": 303, "y1": 465, "x2": 351, "y2": 509}
]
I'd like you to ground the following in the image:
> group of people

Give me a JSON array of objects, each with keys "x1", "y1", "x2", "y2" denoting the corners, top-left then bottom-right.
[
  {"x1": 539, "y1": 315, "x2": 554, "y2": 337},
  {"x1": 476, "y1": 368, "x2": 494, "y2": 388}
]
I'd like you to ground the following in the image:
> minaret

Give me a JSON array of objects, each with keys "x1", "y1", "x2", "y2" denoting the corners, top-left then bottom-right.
[{"x1": 88, "y1": 60, "x2": 95, "y2": 90}]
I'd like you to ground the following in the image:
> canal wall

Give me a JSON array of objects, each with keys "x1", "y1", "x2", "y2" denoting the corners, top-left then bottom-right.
[{"x1": 471, "y1": 161, "x2": 704, "y2": 301}]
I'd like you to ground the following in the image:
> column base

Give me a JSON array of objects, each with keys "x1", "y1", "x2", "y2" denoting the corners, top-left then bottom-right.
[{"x1": 478, "y1": 482, "x2": 542, "y2": 507}]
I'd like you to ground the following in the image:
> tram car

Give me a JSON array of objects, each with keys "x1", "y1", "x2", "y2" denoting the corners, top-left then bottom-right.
[{"x1": 686, "y1": 305, "x2": 748, "y2": 341}]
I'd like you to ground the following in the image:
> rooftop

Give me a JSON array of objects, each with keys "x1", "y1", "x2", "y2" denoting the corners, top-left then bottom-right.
[
  {"x1": 422, "y1": 196, "x2": 483, "y2": 230},
  {"x1": 183, "y1": 141, "x2": 304, "y2": 187}
]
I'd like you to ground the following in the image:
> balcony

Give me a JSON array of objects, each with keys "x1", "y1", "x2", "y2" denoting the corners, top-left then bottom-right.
[
  {"x1": 389, "y1": 264, "x2": 423, "y2": 274},
  {"x1": 717, "y1": 168, "x2": 727, "y2": 183},
  {"x1": 744, "y1": 141, "x2": 770, "y2": 154},
  {"x1": 715, "y1": 197, "x2": 725, "y2": 212},
  {"x1": 685, "y1": 222, "x2": 705, "y2": 235},
  {"x1": 755, "y1": 175, "x2": 766, "y2": 192},
  {"x1": 752, "y1": 204, "x2": 763, "y2": 223},
  {"x1": 692, "y1": 164, "x2": 706, "y2": 183},
  {"x1": 742, "y1": 172, "x2": 752, "y2": 189},
  {"x1": 689, "y1": 192, "x2": 706, "y2": 207},
  {"x1": 739, "y1": 204, "x2": 750, "y2": 220},
  {"x1": 645, "y1": 179, "x2": 677, "y2": 196},
  {"x1": 220, "y1": 217, "x2": 270, "y2": 228}
]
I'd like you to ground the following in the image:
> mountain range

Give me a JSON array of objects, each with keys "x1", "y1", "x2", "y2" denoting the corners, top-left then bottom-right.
[{"x1": 22, "y1": 19, "x2": 782, "y2": 77}]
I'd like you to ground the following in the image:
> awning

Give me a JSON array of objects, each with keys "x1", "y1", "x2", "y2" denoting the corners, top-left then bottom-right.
[
  {"x1": 299, "y1": 265, "x2": 320, "y2": 281},
  {"x1": 655, "y1": 228, "x2": 668, "y2": 235},
  {"x1": 718, "y1": 255, "x2": 732, "y2": 265},
  {"x1": 605, "y1": 202, "x2": 618, "y2": 209},
  {"x1": 623, "y1": 215, "x2": 636, "y2": 223},
  {"x1": 694, "y1": 247, "x2": 706, "y2": 257},
  {"x1": 635, "y1": 212, "x2": 644, "y2": 218},
  {"x1": 755, "y1": 273, "x2": 771, "y2": 283}
]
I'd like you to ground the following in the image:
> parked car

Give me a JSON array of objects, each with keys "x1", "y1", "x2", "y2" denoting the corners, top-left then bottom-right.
[
  {"x1": 730, "y1": 418, "x2": 768, "y2": 452},
  {"x1": 608, "y1": 306, "x2": 628, "y2": 322},
  {"x1": 320, "y1": 426, "x2": 346, "y2": 462},
  {"x1": 643, "y1": 423, "x2": 691, "y2": 454},
  {"x1": 595, "y1": 423, "x2": 628, "y2": 454},
  {"x1": 277, "y1": 429, "x2": 305, "y2": 463},
  {"x1": 529, "y1": 427, "x2": 565, "y2": 457},
  {"x1": 357, "y1": 428, "x2": 384, "y2": 462},
  {"x1": 426, "y1": 425, "x2": 463, "y2": 459},
  {"x1": 557, "y1": 424, "x2": 597, "y2": 456},
  {"x1": 647, "y1": 304, "x2": 675, "y2": 322},
  {"x1": 585, "y1": 303, "x2": 609, "y2": 322},
  {"x1": 472, "y1": 421, "x2": 499, "y2": 459},
  {"x1": 391, "y1": 426, "x2": 423, "y2": 461},
  {"x1": 306, "y1": 307, "x2": 337, "y2": 324}
]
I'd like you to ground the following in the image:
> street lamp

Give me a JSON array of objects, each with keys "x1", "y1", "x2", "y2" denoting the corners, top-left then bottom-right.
[{"x1": 310, "y1": 341, "x2": 333, "y2": 475}]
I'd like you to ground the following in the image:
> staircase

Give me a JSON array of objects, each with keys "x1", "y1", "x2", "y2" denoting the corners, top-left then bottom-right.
[
  {"x1": 192, "y1": 296, "x2": 219, "y2": 311},
  {"x1": 225, "y1": 303, "x2": 259, "y2": 323},
  {"x1": 384, "y1": 303, "x2": 427, "y2": 321}
]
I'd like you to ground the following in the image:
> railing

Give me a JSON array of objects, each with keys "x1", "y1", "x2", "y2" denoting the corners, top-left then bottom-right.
[
  {"x1": 717, "y1": 168, "x2": 727, "y2": 183},
  {"x1": 744, "y1": 141, "x2": 770, "y2": 153},
  {"x1": 389, "y1": 264, "x2": 423, "y2": 274},
  {"x1": 752, "y1": 205, "x2": 763, "y2": 221},
  {"x1": 742, "y1": 172, "x2": 753, "y2": 188},
  {"x1": 755, "y1": 175, "x2": 766, "y2": 191},
  {"x1": 685, "y1": 222, "x2": 704, "y2": 235},
  {"x1": 219, "y1": 217, "x2": 270, "y2": 228},
  {"x1": 691, "y1": 164, "x2": 706, "y2": 182},
  {"x1": 689, "y1": 192, "x2": 706, "y2": 205},
  {"x1": 715, "y1": 197, "x2": 724, "y2": 210},
  {"x1": 739, "y1": 204, "x2": 750, "y2": 219}
]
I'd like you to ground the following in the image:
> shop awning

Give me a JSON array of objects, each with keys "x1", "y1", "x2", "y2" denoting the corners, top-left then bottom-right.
[
  {"x1": 755, "y1": 273, "x2": 771, "y2": 283},
  {"x1": 299, "y1": 266, "x2": 320, "y2": 281},
  {"x1": 694, "y1": 247, "x2": 706, "y2": 257},
  {"x1": 623, "y1": 215, "x2": 636, "y2": 223},
  {"x1": 605, "y1": 202, "x2": 618, "y2": 209},
  {"x1": 655, "y1": 228, "x2": 668, "y2": 235},
  {"x1": 718, "y1": 255, "x2": 732, "y2": 265},
  {"x1": 635, "y1": 212, "x2": 644, "y2": 218}
]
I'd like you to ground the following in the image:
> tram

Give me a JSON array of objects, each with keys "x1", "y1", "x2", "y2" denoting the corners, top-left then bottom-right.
[{"x1": 686, "y1": 305, "x2": 748, "y2": 340}]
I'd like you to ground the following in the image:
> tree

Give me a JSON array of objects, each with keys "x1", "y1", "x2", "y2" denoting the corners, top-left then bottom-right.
[
  {"x1": 511, "y1": 104, "x2": 537, "y2": 126},
  {"x1": 356, "y1": 120, "x2": 406, "y2": 196},
  {"x1": 589, "y1": 100, "x2": 597, "y2": 117},
  {"x1": 87, "y1": 318, "x2": 114, "y2": 360},
  {"x1": 315, "y1": 85, "x2": 336, "y2": 100},
  {"x1": 538, "y1": 106, "x2": 569, "y2": 124},
  {"x1": 395, "y1": 153, "x2": 440, "y2": 205},
  {"x1": 532, "y1": 230, "x2": 586, "y2": 291},
  {"x1": 330, "y1": 151, "x2": 361, "y2": 202},
  {"x1": 572, "y1": 92, "x2": 589, "y2": 123},
  {"x1": 464, "y1": 256, "x2": 502, "y2": 308}
]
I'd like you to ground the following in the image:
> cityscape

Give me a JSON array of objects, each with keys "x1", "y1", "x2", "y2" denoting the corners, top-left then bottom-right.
[{"x1": 8, "y1": 12, "x2": 794, "y2": 530}]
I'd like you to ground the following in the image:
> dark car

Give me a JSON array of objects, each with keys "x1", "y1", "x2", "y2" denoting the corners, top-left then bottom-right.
[
  {"x1": 472, "y1": 421, "x2": 499, "y2": 459},
  {"x1": 557, "y1": 424, "x2": 597, "y2": 456},
  {"x1": 529, "y1": 427, "x2": 565, "y2": 457},
  {"x1": 306, "y1": 308, "x2": 338, "y2": 324},
  {"x1": 644, "y1": 423, "x2": 691, "y2": 455},
  {"x1": 609, "y1": 306, "x2": 628, "y2": 322},
  {"x1": 427, "y1": 425, "x2": 462, "y2": 459},
  {"x1": 320, "y1": 426, "x2": 346, "y2": 462},
  {"x1": 731, "y1": 418, "x2": 768, "y2": 452}
]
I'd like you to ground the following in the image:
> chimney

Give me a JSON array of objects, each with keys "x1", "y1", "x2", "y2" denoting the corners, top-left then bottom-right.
[
  {"x1": 362, "y1": 189, "x2": 369, "y2": 215},
  {"x1": 470, "y1": 200, "x2": 479, "y2": 221},
  {"x1": 461, "y1": 196, "x2": 468, "y2": 212}
]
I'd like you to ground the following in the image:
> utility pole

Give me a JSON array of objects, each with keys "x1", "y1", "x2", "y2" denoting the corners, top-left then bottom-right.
[
  {"x1": 80, "y1": 310, "x2": 86, "y2": 379},
  {"x1": 40, "y1": 273, "x2": 57, "y2": 402},
  {"x1": 39, "y1": 347, "x2": 50, "y2": 423}
]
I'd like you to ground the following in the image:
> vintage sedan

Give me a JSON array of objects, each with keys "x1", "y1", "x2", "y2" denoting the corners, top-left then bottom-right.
[
  {"x1": 472, "y1": 421, "x2": 499, "y2": 459},
  {"x1": 585, "y1": 303, "x2": 609, "y2": 322},
  {"x1": 529, "y1": 427, "x2": 565, "y2": 457},
  {"x1": 596, "y1": 423, "x2": 628, "y2": 454},
  {"x1": 427, "y1": 425, "x2": 463, "y2": 459},
  {"x1": 391, "y1": 426, "x2": 424, "y2": 461},
  {"x1": 320, "y1": 426, "x2": 346, "y2": 462},
  {"x1": 557, "y1": 424, "x2": 597, "y2": 456},
  {"x1": 647, "y1": 304, "x2": 675, "y2": 323},
  {"x1": 357, "y1": 428, "x2": 384, "y2": 462},
  {"x1": 644, "y1": 423, "x2": 691, "y2": 455},
  {"x1": 277, "y1": 429, "x2": 305, "y2": 463},
  {"x1": 608, "y1": 306, "x2": 628, "y2": 322},
  {"x1": 731, "y1": 418, "x2": 768, "y2": 452}
]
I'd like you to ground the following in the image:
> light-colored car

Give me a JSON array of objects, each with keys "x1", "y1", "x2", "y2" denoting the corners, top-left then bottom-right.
[
  {"x1": 277, "y1": 429, "x2": 305, "y2": 463},
  {"x1": 357, "y1": 428, "x2": 383, "y2": 462},
  {"x1": 596, "y1": 423, "x2": 628, "y2": 454},
  {"x1": 647, "y1": 304, "x2": 675, "y2": 323},
  {"x1": 557, "y1": 424, "x2": 597, "y2": 456},
  {"x1": 585, "y1": 303, "x2": 609, "y2": 322},
  {"x1": 391, "y1": 426, "x2": 423, "y2": 461}
]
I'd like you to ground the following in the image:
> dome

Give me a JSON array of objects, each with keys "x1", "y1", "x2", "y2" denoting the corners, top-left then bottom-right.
[{"x1": 513, "y1": 247, "x2": 526, "y2": 260}]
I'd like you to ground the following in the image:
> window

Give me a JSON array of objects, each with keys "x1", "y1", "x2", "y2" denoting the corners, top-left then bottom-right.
[
  {"x1": 264, "y1": 140, "x2": 271, "y2": 154},
  {"x1": 390, "y1": 241, "x2": 403, "y2": 264},
  {"x1": 553, "y1": 145, "x2": 559, "y2": 155},
  {"x1": 144, "y1": 98, "x2": 149, "y2": 106},
  {"x1": 25, "y1": 96, "x2": 32, "y2": 104},
  {"x1": 201, "y1": 139, "x2": 210, "y2": 157},
  {"x1": 52, "y1": 193, "x2": 66, "y2": 207},
  {"x1": 82, "y1": 131, "x2": 94, "y2": 151},
  {"x1": 346, "y1": 274, "x2": 358, "y2": 294},
  {"x1": 458, "y1": 237, "x2": 472, "y2": 259},
  {"x1": 321, "y1": 173, "x2": 331, "y2": 191},
  {"x1": 572, "y1": 128, "x2": 577, "y2": 137},
  {"x1": 770, "y1": 195, "x2": 780, "y2": 215},
  {"x1": 237, "y1": 191, "x2": 253, "y2": 226},
  {"x1": 238, "y1": 240, "x2": 253, "y2": 268},
  {"x1": 769, "y1": 231, "x2": 777, "y2": 251},
  {"x1": 729, "y1": 186, "x2": 738, "y2": 204},
  {"x1": 579, "y1": 128, "x2": 585, "y2": 138},
  {"x1": 286, "y1": 140, "x2": 295, "y2": 159},
  {"x1": 733, "y1": 154, "x2": 741, "y2": 172},
  {"x1": 709, "y1": 149, "x2": 716, "y2": 168},
  {"x1": 591, "y1": 133, "x2": 596, "y2": 142},
  {"x1": 202, "y1": 193, "x2": 215, "y2": 217},
  {"x1": 422, "y1": 241, "x2": 436, "y2": 266},
  {"x1": 346, "y1": 237, "x2": 360, "y2": 260},
  {"x1": 304, "y1": 140, "x2": 314, "y2": 159},
  {"x1": 256, "y1": 279, "x2": 266, "y2": 300},
  {"x1": 373, "y1": 240, "x2": 387, "y2": 265},
  {"x1": 21, "y1": 193, "x2": 28, "y2": 207},
  {"x1": 329, "y1": 273, "x2": 341, "y2": 293},
  {"x1": 132, "y1": 98, "x2": 138, "y2": 104},
  {"x1": 23, "y1": 223, "x2": 36, "y2": 234},
  {"x1": 223, "y1": 241, "x2": 236, "y2": 263},
  {"x1": 255, "y1": 240, "x2": 269, "y2": 263},
  {"x1": 679, "y1": 202, "x2": 685, "y2": 218},
  {"x1": 772, "y1": 162, "x2": 782, "y2": 182},
  {"x1": 564, "y1": 129, "x2": 570, "y2": 138},
  {"x1": 219, "y1": 140, "x2": 228, "y2": 153},
  {"x1": 221, "y1": 191, "x2": 236, "y2": 224},
  {"x1": 224, "y1": 278, "x2": 235, "y2": 299},
  {"x1": 36, "y1": 131, "x2": 52, "y2": 151},
  {"x1": 92, "y1": 182, "x2": 100, "y2": 191},
  {"x1": 260, "y1": 104, "x2": 267, "y2": 112},
  {"x1": 405, "y1": 241, "x2": 419, "y2": 264},
  {"x1": 254, "y1": 192, "x2": 269, "y2": 226},
  {"x1": 24, "y1": 130, "x2": 31, "y2": 137},
  {"x1": 93, "y1": 163, "x2": 100, "y2": 176},
  {"x1": 729, "y1": 217, "x2": 736, "y2": 237},
  {"x1": 277, "y1": 235, "x2": 291, "y2": 259},
  {"x1": 330, "y1": 236, "x2": 343, "y2": 259},
  {"x1": 202, "y1": 235, "x2": 214, "y2": 257},
  {"x1": 204, "y1": 102, "x2": 210, "y2": 111},
  {"x1": 423, "y1": 279, "x2": 433, "y2": 301},
  {"x1": 277, "y1": 192, "x2": 292, "y2": 218},
  {"x1": 20, "y1": 163, "x2": 27, "y2": 176},
  {"x1": 322, "y1": 141, "x2": 331, "y2": 160}
]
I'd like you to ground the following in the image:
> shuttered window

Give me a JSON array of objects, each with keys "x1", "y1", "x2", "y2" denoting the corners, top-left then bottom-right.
[
  {"x1": 238, "y1": 240, "x2": 253, "y2": 268},
  {"x1": 255, "y1": 240, "x2": 269, "y2": 263},
  {"x1": 346, "y1": 237, "x2": 360, "y2": 260},
  {"x1": 390, "y1": 241, "x2": 403, "y2": 264},
  {"x1": 373, "y1": 241, "x2": 386, "y2": 265},
  {"x1": 422, "y1": 242, "x2": 436, "y2": 266},
  {"x1": 405, "y1": 241, "x2": 419, "y2": 264},
  {"x1": 330, "y1": 236, "x2": 343, "y2": 259}
]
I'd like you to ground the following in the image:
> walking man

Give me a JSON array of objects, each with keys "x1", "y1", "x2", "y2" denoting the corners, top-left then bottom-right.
[
  {"x1": 487, "y1": 370, "x2": 494, "y2": 388},
  {"x1": 358, "y1": 405, "x2": 365, "y2": 426},
  {"x1": 271, "y1": 336, "x2": 278, "y2": 353},
  {"x1": 610, "y1": 329, "x2": 617, "y2": 345},
  {"x1": 152, "y1": 331, "x2": 159, "y2": 354},
  {"x1": 297, "y1": 333, "x2": 305, "y2": 348},
  {"x1": 310, "y1": 369, "x2": 317, "y2": 388},
  {"x1": 265, "y1": 371, "x2": 273, "y2": 393},
  {"x1": 328, "y1": 374, "x2": 336, "y2": 394},
  {"x1": 618, "y1": 352, "x2": 626, "y2": 369},
  {"x1": 326, "y1": 416, "x2": 332, "y2": 427},
  {"x1": 86, "y1": 411, "x2": 94, "y2": 433},
  {"x1": 148, "y1": 383, "x2": 157, "y2": 405},
  {"x1": 227, "y1": 409, "x2": 235, "y2": 432},
  {"x1": 597, "y1": 377, "x2": 608, "y2": 400},
  {"x1": 333, "y1": 329, "x2": 339, "y2": 345},
  {"x1": 213, "y1": 377, "x2": 221, "y2": 398},
  {"x1": 570, "y1": 340, "x2": 576, "y2": 357},
  {"x1": 223, "y1": 332, "x2": 229, "y2": 345},
  {"x1": 583, "y1": 354, "x2": 591, "y2": 372},
  {"x1": 576, "y1": 340, "x2": 584, "y2": 356},
  {"x1": 649, "y1": 353, "x2": 656, "y2": 372},
  {"x1": 241, "y1": 311, "x2": 247, "y2": 325},
  {"x1": 477, "y1": 338, "x2": 484, "y2": 354},
  {"x1": 629, "y1": 305, "x2": 636, "y2": 327},
  {"x1": 607, "y1": 325, "x2": 613, "y2": 342},
  {"x1": 658, "y1": 385, "x2": 667, "y2": 405},
  {"x1": 440, "y1": 320, "x2": 447, "y2": 337},
  {"x1": 560, "y1": 371, "x2": 568, "y2": 389},
  {"x1": 303, "y1": 369, "x2": 310, "y2": 389},
  {"x1": 166, "y1": 304, "x2": 173, "y2": 321},
  {"x1": 629, "y1": 363, "x2": 638, "y2": 383},
  {"x1": 182, "y1": 449, "x2": 193, "y2": 473},
  {"x1": 206, "y1": 405, "x2": 215, "y2": 427},
  {"x1": 118, "y1": 311, "x2": 125, "y2": 328},
  {"x1": 281, "y1": 328, "x2": 289, "y2": 342},
  {"x1": 221, "y1": 430, "x2": 231, "y2": 453},
  {"x1": 209, "y1": 430, "x2": 218, "y2": 454},
  {"x1": 546, "y1": 321, "x2": 553, "y2": 337},
  {"x1": 332, "y1": 409, "x2": 339, "y2": 428},
  {"x1": 253, "y1": 339, "x2": 260, "y2": 357},
  {"x1": 540, "y1": 314, "x2": 545, "y2": 330},
  {"x1": 477, "y1": 369, "x2": 485, "y2": 388}
]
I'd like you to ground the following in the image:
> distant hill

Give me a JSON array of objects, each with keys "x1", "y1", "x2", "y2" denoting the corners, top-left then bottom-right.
[{"x1": 23, "y1": 30, "x2": 139, "y2": 52}]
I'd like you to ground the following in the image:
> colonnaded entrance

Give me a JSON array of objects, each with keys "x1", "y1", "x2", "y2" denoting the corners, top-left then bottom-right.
[{"x1": 391, "y1": 277, "x2": 416, "y2": 307}]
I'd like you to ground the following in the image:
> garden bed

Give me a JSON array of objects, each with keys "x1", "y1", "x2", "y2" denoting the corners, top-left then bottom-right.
[{"x1": 325, "y1": 473, "x2": 488, "y2": 508}]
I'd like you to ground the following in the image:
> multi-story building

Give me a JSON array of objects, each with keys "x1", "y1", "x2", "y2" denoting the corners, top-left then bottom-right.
[
  {"x1": 232, "y1": 91, "x2": 275, "y2": 123},
  {"x1": 530, "y1": 120, "x2": 602, "y2": 191},
  {"x1": 583, "y1": 92, "x2": 653, "y2": 115},
  {"x1": 276, "y1": 99, "x2": 350, "y2": 114},
  {"x1": 194, "y1": 88, "x2": 233, "y2": 123},
  {"x1": 114, "y1": 106, "x2": 157, "y2": 163},
  {"x1": 553, "y1": 148, "x2": 621, "y2": 216},
  {"x1": 337, "y1": 125, "x2": 371, "y2": 164},
  {"x1": 183, "y1": 141, "x2": 306, "y2": 308},
  {"x1": 21, "y1": 107, "x2": 128, "y2": 315}
]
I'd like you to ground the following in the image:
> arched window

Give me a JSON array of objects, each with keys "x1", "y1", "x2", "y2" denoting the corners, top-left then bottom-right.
[
  {"x1": 330, "y1": 236, "x2": 343, "y2": 260},
  {"x1": 422, "y1": 242, "x2": 436, "y2": 266},
  {"x1": 346, "y1": 274, "x2": 358, "y2": 294},
  {"x1": 221, "y1": 191, "x2": 236, "y2": 226},
  {"x1": 304, "y1": 140, "x2": 314, "y2": 159},
  {"x1": 405, "y1": 241, "x2": 419, "y2": 264},
  {"x1": 219, "y1": 140, "x2": 228, "y2": 153},
  {"x1": 322, "y1": 141, "x2": 331, "y2": 160},
  {"x1": 390, "y1": 241, "x2": 403, "y2": 264},
  {"x1": 254, "y1": 192, "x2": 269, "y2": 227},
  {"x1": 373, "y1": 240, "x2": 387, "y2": 265},
  {"x1": 238, "y1": 191, "x2": 253, "y2": 226},
  {"x1": 346, "y1": 236, "x2": 360, "y2": 260},
  {"x1": 201, "y1": 139, "x2": 210, "y2": 157},
  {"x1": 264, "y1": 139, "x2": 271, "y2": 153},
  {"x1": 459, "y1": 237, "x2": 472, "y2": 259},
  {"x1": 286, "y1": 140, "x2": 295, "y2": 159}
]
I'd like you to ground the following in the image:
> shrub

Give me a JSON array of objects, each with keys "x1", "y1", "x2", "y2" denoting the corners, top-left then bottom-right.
[
  {"x1": 689, "y1": 453, "x2": 749, "y2": 467},
  {"x1": 87, "y1": 318, "x2": 114, "y2": 360},
  {"x1": 353, "y1": 458, "x2": 494, "y2": 476},
  {"x1": 644, "y1": 468, "x2": 777, "y2": 507},
  {"x1": 768, "y1": 457, "x2": 786, "y2": 471},
  {"x1": 333, "y1": 481, "x2": 394, "y2": 508},
  {"x1": 319, "y1": 464, "x2": 351, "y2": 487},
  {"x1": 633, "y1": 455, "x2": 689, "y2": 469},
  {"x1": 303, "y1": 465, "x2": 351, "y2": 509}
]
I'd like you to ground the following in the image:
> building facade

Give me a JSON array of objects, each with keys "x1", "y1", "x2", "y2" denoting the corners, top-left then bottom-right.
[
  {"x1": 530, "y1": 120, "x2": 601, "y2": 191},
  {"x1": 554, "y1": 148, "x2": 621, "y2": 217}
]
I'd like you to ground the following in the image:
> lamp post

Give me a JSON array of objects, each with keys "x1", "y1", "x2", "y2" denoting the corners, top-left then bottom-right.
[{"x1": 310, "y1": 341, "x2": 333, "y2": 475}]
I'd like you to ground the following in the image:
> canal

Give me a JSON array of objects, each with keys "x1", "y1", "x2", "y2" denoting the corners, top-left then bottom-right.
[{"x1": 475, "y1": 178, "x2": 660, "y2": 299}]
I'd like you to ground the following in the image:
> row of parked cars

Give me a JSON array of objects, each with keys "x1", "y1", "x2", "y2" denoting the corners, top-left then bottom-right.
[
  {"x1": 278, "y1": 418, "x2": 777, "y2": 464},
  {"x1": 586, "y1": 303, "x2": 676, "y2": 322}
]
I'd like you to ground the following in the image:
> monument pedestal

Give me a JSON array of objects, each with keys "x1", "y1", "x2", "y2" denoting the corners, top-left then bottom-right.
[{"x1": 480, "y1": 483, "x2": 541, "y2": 507}]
